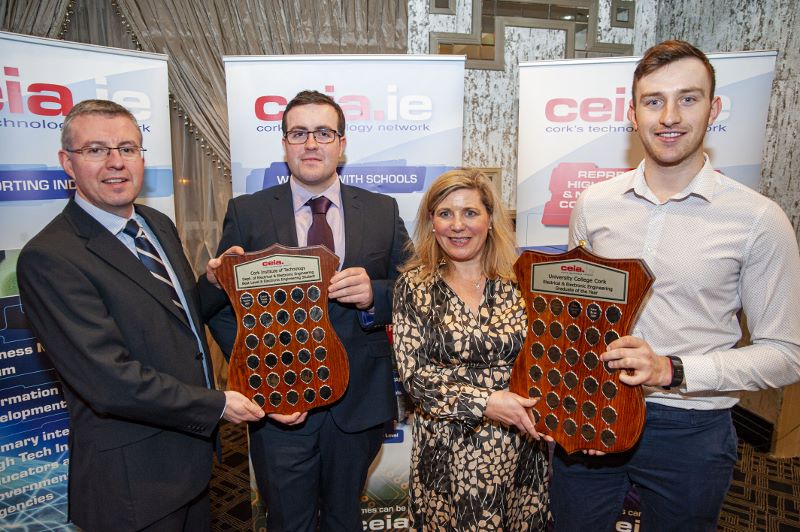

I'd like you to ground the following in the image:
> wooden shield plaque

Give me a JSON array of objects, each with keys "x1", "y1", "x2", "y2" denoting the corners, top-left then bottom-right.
[
  {"x1": 509, "y1": 244, "x2": 654, "y2": 453},
  {"x1": 215, "y1": 244, "x2": 349, "y2": 415}
]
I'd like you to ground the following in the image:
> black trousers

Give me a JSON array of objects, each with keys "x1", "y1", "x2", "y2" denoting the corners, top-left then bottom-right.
[
  {"x1": 138, "y1": 488, "x2": 210, "y2": 532},
  {"x1": 250, "y1": 411, "x2": 385, "y2": 532}
]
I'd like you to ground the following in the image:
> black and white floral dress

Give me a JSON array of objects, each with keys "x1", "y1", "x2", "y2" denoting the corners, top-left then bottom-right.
[{"x1": 392, "y1": 266, "x2": 550, "y2": 531}]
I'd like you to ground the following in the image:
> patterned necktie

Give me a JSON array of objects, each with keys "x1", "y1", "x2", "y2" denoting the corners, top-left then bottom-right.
[
  {"x1": 123, "y1": 219, "x2": 186, "y2": 315},
  {"x1": 306, "y1": 196, "x2": 335, "y2": 253}
]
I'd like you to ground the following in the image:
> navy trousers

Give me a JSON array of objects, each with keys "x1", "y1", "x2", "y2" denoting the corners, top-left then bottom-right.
[
  {"x1": 551, "y1": 402, "x2": 738, "y2": 532},
  {"x1": 249, "y1": 411, "x2": 385, "y2": 532}
]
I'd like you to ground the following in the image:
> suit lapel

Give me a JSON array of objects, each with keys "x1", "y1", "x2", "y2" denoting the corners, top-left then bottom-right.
[
  {"x1": 136, "y1": 207, "x2": 215, "y2": 387},
  {"x1": 341, "y1": 184, "x2": 363, "y2": 270},
  {"x1": 65, "y1": 201, "x2": 190, "y2": 329},
  {"x1": 271, "y1": 183, "x2": 299, "y2": 247}
]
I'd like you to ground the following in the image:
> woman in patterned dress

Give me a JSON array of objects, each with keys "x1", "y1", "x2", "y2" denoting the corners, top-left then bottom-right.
[{"x1": 392, "y1": 168, "x2": 551, "y2": 531}]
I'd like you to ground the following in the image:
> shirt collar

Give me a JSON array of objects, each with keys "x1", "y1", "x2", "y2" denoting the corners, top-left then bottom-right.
[
  {"x1": 74, "y1": 193, "x2": 132, "y2": 235},
  {"x1": 290, "y1": 176, "x2": 342, "y2": 213},
  {"x1": 627, "y1": 154, "x2": 717, "y2": 204}
]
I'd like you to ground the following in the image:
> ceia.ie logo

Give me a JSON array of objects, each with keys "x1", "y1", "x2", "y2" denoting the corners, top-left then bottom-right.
[{"x1": 254, "y1": 84, "x2": 433, "y2": 123}]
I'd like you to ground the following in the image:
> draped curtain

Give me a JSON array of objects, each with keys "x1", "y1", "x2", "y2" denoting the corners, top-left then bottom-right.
[{"x1": 0, "y1": 0, "x2": 71, "y2": 37}]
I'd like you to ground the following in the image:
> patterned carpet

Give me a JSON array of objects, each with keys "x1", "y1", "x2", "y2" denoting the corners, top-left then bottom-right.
[
  {"x1": 210, "y1": 421, "x2": 800, "y2": 531},
  {"x1": 719, "y1": 443, "x2": 800, "y2": 531},
  {"x1": 210, "y1": 422, "x2": 253, "y2": 531}
]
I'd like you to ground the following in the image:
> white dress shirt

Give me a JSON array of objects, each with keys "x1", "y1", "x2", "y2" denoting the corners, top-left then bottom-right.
[{"x1": 569, "y1": 155, "x2": 800, "y2": 410}]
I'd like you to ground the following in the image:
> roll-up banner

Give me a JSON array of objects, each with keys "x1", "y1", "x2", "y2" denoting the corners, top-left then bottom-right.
[
  {"x1": 516, "y1": 51, "x2": 777, "y2": 250},
  {"x1": 223, "y1": 54, "x2": 465, "y2": 530},
  {"x1": 0, "y1": 31, "x2": 171, "y2": 529}
]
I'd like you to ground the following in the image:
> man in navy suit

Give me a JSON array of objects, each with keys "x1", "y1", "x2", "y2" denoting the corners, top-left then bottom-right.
[
  {"x1": 18, "y1": 99, "x2": 263, "y2": 531},
  {"x1": 201, "y1": 90, "x2": 410, "y2": 531}
]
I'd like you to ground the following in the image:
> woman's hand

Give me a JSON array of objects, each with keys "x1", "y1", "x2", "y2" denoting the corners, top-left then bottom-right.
[{"x1": 484, "y1": 390, "x2": 553, "y2": 442}]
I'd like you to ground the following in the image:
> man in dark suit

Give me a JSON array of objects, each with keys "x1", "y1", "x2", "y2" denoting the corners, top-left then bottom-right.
[
  {"x1": 200, "y1": 90, "x2": 410, "y2": 531},
  {"x1": 17, "y1": 99, "x2": 264, "y2": 532}
]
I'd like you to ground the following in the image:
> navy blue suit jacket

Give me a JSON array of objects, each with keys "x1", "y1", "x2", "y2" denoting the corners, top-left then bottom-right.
[{"x1": 199, "y1": 182, "x2": 410, "y2": 433}]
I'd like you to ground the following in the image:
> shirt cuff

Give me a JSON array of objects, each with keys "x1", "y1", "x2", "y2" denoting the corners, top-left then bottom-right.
[
  {"x1": 680, "y1": 354, "x2": 716, "y2": 392},
  {"x1": 358, "y1": 308, "x2": 376, "y2": 329}
]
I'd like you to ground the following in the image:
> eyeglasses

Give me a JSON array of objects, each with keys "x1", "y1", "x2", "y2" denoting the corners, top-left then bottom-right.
[
  {"x1": 65, "y1": 145, "x2": 147, "y2": 161},
  {"x1": 284, "y1": 128, "x2": 341, "y2": 145}
]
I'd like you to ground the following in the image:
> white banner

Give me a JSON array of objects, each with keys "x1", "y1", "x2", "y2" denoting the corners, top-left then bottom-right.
[
  {"x1": 224, "y1": 54, "x2": 465, "y2": 234},
  {"x1": 0, "y1": 31, "x2": 172, "y2": 530},
  {"x1": 0, "y1": 31, "x2": 173, "y2": 251},
  {"x1": 516, "y1": 51, "x2": 777, "y2": 249}
]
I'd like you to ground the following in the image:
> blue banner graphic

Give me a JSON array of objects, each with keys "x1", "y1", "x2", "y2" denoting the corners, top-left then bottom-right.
[
  {"x1": 0, "y1": 167, "x2": 175, "y2": 202},
  {"x1": 251, "y1": 162, "x2": 443, "y2": 194},
  {"x1": 0, "y1": 294, "x2": 71, "y2": 528}
]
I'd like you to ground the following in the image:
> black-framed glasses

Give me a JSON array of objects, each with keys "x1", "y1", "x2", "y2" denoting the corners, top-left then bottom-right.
[
  {"x1": 284, "y1": 128, "x2": 341, "y2": 145},
  {"x1": 65, "y1": 145, "x2": 147, "y2": 161}
]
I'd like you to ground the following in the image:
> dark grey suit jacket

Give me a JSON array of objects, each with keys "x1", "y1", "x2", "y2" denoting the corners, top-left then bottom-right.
[
  {"x1": 199, "y1": 182, "x2": 410, "y2": 433},
  {"x1": 18, "y1": 200, "x2": 226, "y2": 531}
]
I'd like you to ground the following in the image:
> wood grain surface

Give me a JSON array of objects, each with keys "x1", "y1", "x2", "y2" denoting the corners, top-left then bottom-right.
[
  {"x1": 216, "y1": 244, "x2": 349, "y2": 415},
  {"x1": 510, "y1": 245, "x2": 654, "y2": 453}
]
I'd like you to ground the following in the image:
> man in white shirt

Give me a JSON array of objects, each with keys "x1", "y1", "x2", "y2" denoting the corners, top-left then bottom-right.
[{"x1": 551, "y1": 40, "x2": 800, "y2": 531}]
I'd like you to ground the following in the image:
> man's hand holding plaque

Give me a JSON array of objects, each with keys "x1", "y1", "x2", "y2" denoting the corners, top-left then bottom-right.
[{"x1": 210, "y1": 244, "x2": 350, "y2": 417}]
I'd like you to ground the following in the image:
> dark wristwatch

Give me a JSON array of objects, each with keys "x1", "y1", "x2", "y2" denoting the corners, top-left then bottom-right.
[{"x1": 664, "y1": 355, "x2": 684, "y2": 389}]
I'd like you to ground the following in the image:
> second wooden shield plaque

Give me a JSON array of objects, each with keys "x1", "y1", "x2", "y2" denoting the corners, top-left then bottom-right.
[
  {"x1": 509, "y1": 244, "x2": 654, "y2": 453},
  {"x1": 215, "y1": 244, "x2": 349, "y2": 415}
]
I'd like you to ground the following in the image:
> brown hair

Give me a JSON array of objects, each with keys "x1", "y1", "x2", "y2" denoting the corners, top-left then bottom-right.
[
  {"x1": 632, "y1": 40, "x2": 716, "y2": 103},
  {"x1": 281, "y1": 90, "x2": 346, "y2": 136},
  {"x1": 401, "y1": 168, "x2": 517, "y2": 282},
  {"x1": 61, "y1": 99, "x2": 140, "y2": 149}
]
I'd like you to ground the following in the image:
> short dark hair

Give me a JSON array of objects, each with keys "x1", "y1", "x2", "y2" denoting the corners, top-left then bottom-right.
[
  {"x1": 61, "y1": 99, "x2": 140, "y2": 149},
  {"x1": 281, "y1": 90, "x2": 346, "y2": 136},
  {"x1": 632, "y1": 40, "x2": 716, "y2": 103}
]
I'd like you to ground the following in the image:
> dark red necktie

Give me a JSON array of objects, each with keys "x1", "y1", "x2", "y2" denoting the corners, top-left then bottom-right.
[{"x1": 306, "y1": 196, "x2": 334, "y2": 253}]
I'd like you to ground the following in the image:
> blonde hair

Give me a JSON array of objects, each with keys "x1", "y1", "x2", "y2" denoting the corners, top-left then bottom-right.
[{"x1": 401, "y1": 168, "x2": 517, "y2": 282}]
